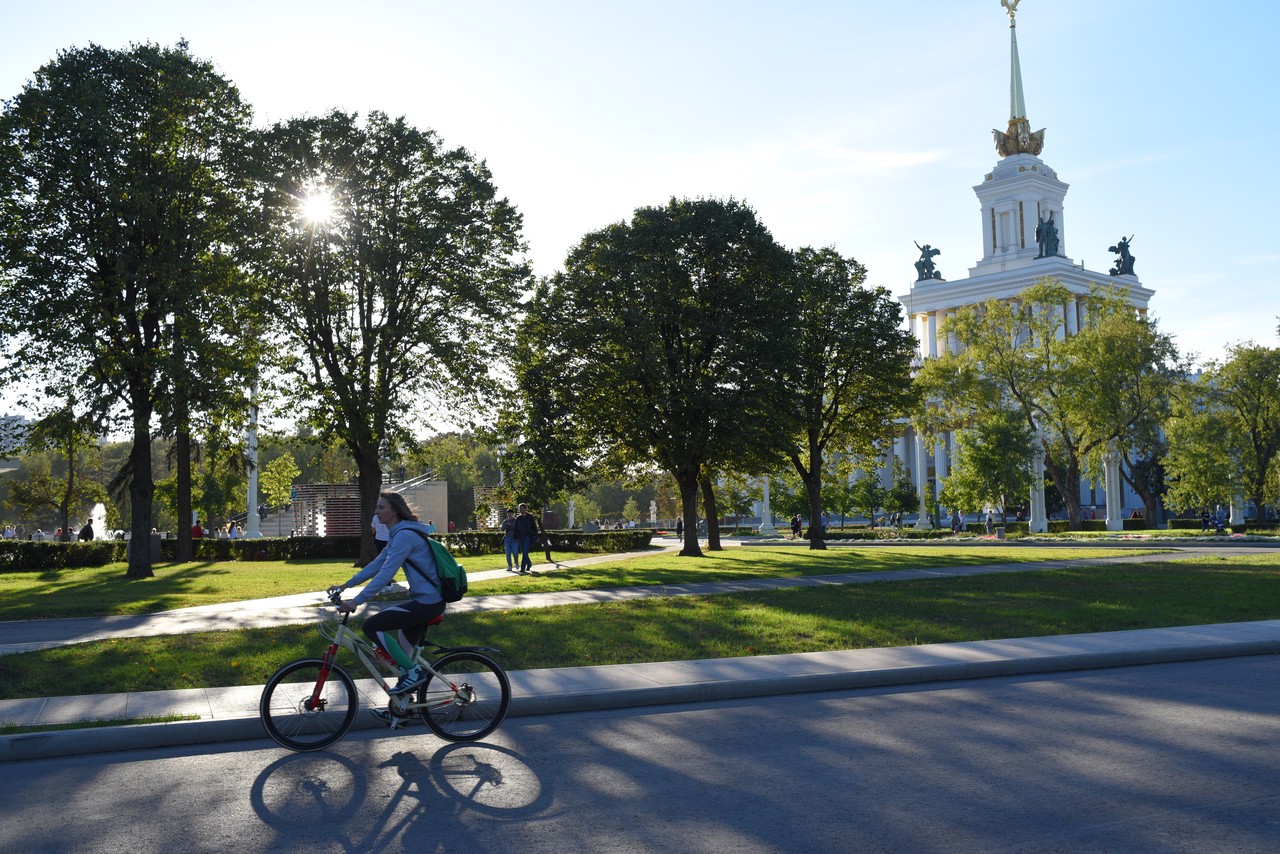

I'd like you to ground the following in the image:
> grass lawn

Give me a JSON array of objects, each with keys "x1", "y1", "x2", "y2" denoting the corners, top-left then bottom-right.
[
  {"x1": 0, "y1": 550, "x2": 590, "y2": 620},
  {"x1": 0, "y1": 545, "x2": 1163, "y2": 620},
  {"x1": 0, "y1": 551, "x2": 1273, "y2": 701}
]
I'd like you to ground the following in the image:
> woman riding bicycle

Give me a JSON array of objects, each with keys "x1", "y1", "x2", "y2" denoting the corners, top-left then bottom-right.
[{"x1": 331, "y1": 491, "x2": 444, "y2": 697}]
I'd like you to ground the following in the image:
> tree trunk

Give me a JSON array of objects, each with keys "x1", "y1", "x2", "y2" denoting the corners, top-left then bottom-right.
[
  {"x1": 358, "y1": 444, "x2": 382, "y2": 566},
  {"x1": 1043, "y1": 454, "x2": 1083, "y2": 529},
  {"x1": 175, "y1": 425, "x2": 193, "y2": 562},
  {"x1": 58, "y1": 449, "x2": 73, "y2": 542},
  {"x1": 125, "y1": 410, "x2": 155, "y2": 579},
  {"x1": 803, "y1": 470, "x2": 826, "y2": 551},
  {"x1": 700, "y1": 475, "x2": 722, "y2": 551},
  {"x1": 677, "y1": 473, "x2": 702, "y2": 557}
]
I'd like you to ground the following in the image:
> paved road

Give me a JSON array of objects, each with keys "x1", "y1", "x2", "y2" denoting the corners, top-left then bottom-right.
[{"x1": 5, "y1": 656, "x2": 1278, "y2": 853}]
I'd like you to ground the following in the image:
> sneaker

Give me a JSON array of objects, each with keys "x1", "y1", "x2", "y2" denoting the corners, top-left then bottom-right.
[
  {"x1": 389, "y1": 664, "x2": 428, "y2": 695},
  {"x1": 370, "y1": 708, "x2": 395, "y2": 726}
]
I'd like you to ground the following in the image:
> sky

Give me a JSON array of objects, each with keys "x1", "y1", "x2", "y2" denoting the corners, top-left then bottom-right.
[{"x1": 2, "y1": 0, "x2": 1277, "y2": 382}]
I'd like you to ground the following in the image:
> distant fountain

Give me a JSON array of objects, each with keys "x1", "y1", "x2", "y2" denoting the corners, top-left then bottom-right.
[{"x1": 91, "y1": 502, "x2": 107, "y2": 541}]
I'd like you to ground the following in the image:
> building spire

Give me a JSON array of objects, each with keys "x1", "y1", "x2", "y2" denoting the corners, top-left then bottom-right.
[
  {"x1": 993, "y1": 0, "x2": 1044, "y2": 157},
  {"x1": 1008, "y1": 3, "x2": 1026, "y2": 120}
]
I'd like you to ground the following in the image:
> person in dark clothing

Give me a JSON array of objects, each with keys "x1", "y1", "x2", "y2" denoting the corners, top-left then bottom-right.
[{"x1": 513, "y1": 503, "x2": 538, "y2": 573}]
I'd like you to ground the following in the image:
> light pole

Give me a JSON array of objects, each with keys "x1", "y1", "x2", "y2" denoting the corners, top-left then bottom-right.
[
  {"x1": 245, "y1": 378, "x2": 261, "y2": 537},
  {"x1": 166, "y1": 313, "x2": 194, "y2": 561}
]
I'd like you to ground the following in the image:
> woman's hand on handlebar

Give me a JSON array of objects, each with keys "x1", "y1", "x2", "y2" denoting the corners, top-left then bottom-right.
[{"x1": 335, "y1": 599, "x2": 358, "y2": 614}]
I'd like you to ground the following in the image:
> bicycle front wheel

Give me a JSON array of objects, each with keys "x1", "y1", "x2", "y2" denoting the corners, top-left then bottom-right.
[
  {"x1": 417, "y1": 651, "x2": 511, "y2": 742},
  {"x1": 260, "y1": 658, "x2": 358, "y2": 752}
]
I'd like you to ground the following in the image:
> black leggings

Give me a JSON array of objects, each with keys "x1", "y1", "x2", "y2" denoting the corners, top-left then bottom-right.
[{"x1": 362, "y1": 599, "x2": 446, "y2": 661}]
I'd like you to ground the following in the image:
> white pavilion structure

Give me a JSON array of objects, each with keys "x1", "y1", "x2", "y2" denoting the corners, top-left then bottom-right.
[{"x1": 888, "y1": 2, "x2": 1154, "y2": 531}]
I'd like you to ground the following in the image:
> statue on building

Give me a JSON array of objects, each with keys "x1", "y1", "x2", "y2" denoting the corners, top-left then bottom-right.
[
  {"x1": 1034, "y1": 211, "x2": 1059, "y2": 258},
  {"x1": 1108, "y1": 235, "x2": 1136, "y2": 276},
  {"x1": 914, "y1": 242, "x2": 943, "y2": 281}
]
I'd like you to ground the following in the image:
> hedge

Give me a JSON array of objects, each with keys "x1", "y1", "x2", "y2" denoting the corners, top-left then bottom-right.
[
  {"x1": 0, "y1": 529, "x2": 655, "y2": 572},
  {"x1": 440, "y1": 529, "x2": 653, "y2": 556}
]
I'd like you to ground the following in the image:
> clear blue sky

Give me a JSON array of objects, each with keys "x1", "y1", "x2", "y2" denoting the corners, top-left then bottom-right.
[{"x1": 3, "y1": 0, "x2": 1277, "y2": 370}]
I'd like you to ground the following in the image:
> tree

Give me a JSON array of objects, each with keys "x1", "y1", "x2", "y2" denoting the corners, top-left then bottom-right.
[
  {"x1": 883, "y1": 458, "x2": 918, "y2": 528},
  {"x1": 938, "y1": 410, "x2": 1034, "y2": 525},
  {"x1": 1164, "y1": 343, "x2": 1280, "y2": 518},
  {"x1": 780, "y1": 247, "x2": 917, "y2": 549},
  {"x1": 0, "y1": 42, "x2": 262, "y2": 577},
  {"x1": 916, "y1": 279, "x2": 1180, "y2": 529},
  {"x1": 848, "y1": 466, "x2": 887, "y2": 527},
  {"x1": 7, "y1": 405, "x2": 105, "y2": 540},
  {"x1": 257, "y1": 110, "x2": 528, "y2": 561},
  {"x1": 520, "y1": 198, "x2": 797, "y2": 557}
]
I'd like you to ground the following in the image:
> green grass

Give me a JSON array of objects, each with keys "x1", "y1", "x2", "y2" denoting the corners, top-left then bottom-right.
[
  {"x1": 471, "y1": 546, "x2": 1167, "y2": 595},
  {"x1": 0, "y1": 545, "x2": 1165, "y2": 620},
  {"x1": 0, "y1": 551, "x2": 1272, "y2": 700},
  {"x1": 0, "y1": 550, "x2": 589, "y2": 620}
]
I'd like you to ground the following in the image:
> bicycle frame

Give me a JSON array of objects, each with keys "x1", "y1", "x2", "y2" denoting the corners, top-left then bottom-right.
[{"x1": 315, "y1": 599, "x2": 502, "y2": 727}]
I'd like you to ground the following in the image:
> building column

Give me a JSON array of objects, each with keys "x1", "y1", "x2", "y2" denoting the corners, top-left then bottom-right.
[
  {"x1": 758, "y1": 477, "x2": 778, "y2": 536},
  {"x1": 1028, "y1": 437, "x2": 1047, "y2": 533},
  {"x1": 915, "y1": 433, "x2": 933, "y2": 528},
  {"x1": 1230, "y1": 496, "x2": 1245, "y2": 526},
  {"x1": 927, "y1": 311, "x2": 939, "y2": 358},
  {"x1": 1104, "y1": 443, "x2": 1124, "y2": 532},
  {"x1": 1064, "y1": 297, "x2": 1079, "y2": 336}
]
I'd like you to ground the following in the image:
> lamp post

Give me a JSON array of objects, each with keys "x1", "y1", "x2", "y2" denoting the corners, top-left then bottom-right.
[
  {"x1": 245, "y1": 378, "x2": 261, "y2": 537},
  {"x1": 166, "y1": 313, "x2": 194, "y2": 561}
]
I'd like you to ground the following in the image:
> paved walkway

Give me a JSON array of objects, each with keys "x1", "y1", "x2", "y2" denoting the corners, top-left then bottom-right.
[{"x1": 3, "y1": 540, "x2": 1279, "y2": 762}]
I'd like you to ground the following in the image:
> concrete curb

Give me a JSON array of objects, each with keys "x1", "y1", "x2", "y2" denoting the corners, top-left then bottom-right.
[{"x1": 5, "y1": 621, "x2": 1279, "y2": 763}]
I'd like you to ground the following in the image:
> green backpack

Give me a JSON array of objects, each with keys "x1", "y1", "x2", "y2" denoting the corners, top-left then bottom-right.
[{"x1": 403, "y1": 530, "x2": 468, "y2": 603}]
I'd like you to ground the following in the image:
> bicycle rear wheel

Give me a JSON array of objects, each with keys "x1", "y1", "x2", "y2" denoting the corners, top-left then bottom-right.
[
  {"x1": 260, "y1": 658, "x2": 358, "y2": 751},
  {"x1": 417, "y1": 651, "x2": 511, "y2": 742}
]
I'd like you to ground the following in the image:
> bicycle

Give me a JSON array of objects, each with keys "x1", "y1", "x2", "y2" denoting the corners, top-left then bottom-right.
[{"x1": 259, "y1": 588, "x2": 511, "y2": 752}]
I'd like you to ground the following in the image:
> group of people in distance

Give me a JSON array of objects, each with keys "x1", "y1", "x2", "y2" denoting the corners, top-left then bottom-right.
[{"x1": 501, "y1": 503, "x2": 543, "y2": 573}]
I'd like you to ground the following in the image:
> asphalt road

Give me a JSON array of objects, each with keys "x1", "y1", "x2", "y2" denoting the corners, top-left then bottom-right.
[{"x1": 5, "y1": 656, "x2": 1279, "y2": 853}]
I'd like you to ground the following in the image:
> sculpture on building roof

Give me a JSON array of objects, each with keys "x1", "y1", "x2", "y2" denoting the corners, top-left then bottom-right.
[
  {"x1": 914, "y1": 241, "x2": 943, "y2": 281},
  {"x1": 1034, "y1": 211, "x2": 1059, "y2": 258},
  {"x1": 1108, "y1": 235, "x2": 1136, "y2": 277}
]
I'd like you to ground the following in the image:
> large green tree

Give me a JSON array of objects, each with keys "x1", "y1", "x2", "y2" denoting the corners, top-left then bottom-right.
[
  {"x1": 780, "y1": 247, "x2": 917, "y2": 549},
  {"x1": 257, "y1": 110, "x2": 528, "y2": 560},
  {"x1": 520, "y1": 198, "x2": 797, "y2": 556},
  {"x1": 916, "y1": 279, "x2": 1180, "y2": 528},
  {"x1": 938, "y1": 409, "x2": 1034, "y2": 525},
  {"x1": 0, "y1": 42, "x2": 262, "y2": 576},
  {"x1": 1164, "y1": 343, "x2": 1280, "y2": 518}
]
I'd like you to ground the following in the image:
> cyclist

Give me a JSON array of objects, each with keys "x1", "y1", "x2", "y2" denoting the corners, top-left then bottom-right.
[{"x1": 331, "y1": 491, "x2": 444, "y2": 697}]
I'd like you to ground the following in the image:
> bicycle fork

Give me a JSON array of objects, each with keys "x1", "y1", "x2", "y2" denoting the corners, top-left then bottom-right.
[{"x1": 307, "y1": 643, "x2": 341, "y2": 711}]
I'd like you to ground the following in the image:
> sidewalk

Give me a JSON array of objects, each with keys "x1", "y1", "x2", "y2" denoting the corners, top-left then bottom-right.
[{"x1": 4, "y1": 542, "x2": 1279, "y2": 762}]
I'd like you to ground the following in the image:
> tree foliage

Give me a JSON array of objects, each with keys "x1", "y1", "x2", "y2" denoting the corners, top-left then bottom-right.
[
  {"x1": 1164, "y1": 343, "x2": 1280, "y2": 517},
  {"x1": 257, "y1": 110, "x2": 528, "y2": 560},
  {"x1": 520, "y1": 198, "x2": 797, "y2": 556},
  {"x1": 780, "y1": 247, "x2": 917, "y2": 548},
  {"x1": 938, "y1": 409, "x2": 1033, "y2": 523},
  {"x1": 916, "y1": 279, "x2": 1182, "y2": 528},
  {"x1": 0, "y1": 42, "x2": 262, "y2": 575}
]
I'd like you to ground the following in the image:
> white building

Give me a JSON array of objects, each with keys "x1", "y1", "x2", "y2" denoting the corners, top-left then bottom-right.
[{"x1": 889, "y1": 4, "x2": 1152, "y2": 531}]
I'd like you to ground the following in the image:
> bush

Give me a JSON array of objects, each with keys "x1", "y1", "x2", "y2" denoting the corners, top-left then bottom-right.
[
  {"x1": 438, "y1": 529, "x2": 653, "y2": 557},
  {"x1": 0, "y1": 528, "x2": 657, "y2": 571},
  {"x1": 0, "y1": 540, "x2": 124, "y2": 571}
]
